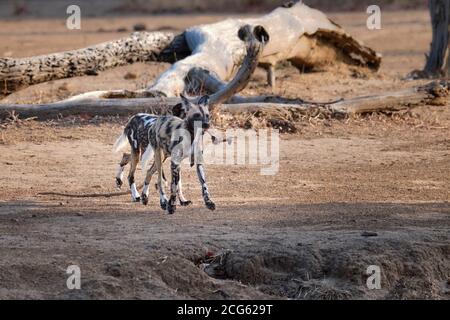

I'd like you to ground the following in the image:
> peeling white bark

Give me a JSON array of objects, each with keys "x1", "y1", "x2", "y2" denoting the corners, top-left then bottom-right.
[{"x1": 147, "y1": 2, "x2": 380, "y2": 97}]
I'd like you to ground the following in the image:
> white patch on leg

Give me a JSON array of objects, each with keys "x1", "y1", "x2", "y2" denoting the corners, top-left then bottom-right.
[
  {"x1": 177, "y1": 180, "x2": 188, "y2": 202},
  {"x1": 158, "y1": 181, "x2": 168, "y2": 203},
  {"x1": 197, "y1": 164, "x2": 210, "y2": 198},
  {"x1": 141, "y1": 146, "x2": 154, "y2": 170},
  {"x1": 159, "y1": 193, "x2": 168, "y2": 203},
  {"x1": 198, "y1": 165, "x2": 206, "y2": 182},
  {"x1": 116, "y1": 165, "x2": 124, "y2": 180},
  {"x1": 142, "y1": 183, "x2": 150, "y2": 197},
  {"x1": 131, "y1": 183, "x2": 140, "y2": 200}
]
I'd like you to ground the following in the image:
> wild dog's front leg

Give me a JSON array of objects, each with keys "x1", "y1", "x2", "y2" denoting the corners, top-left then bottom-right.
[
  {"x1": 196, "y1": 164, "x2": 215, "y2": 211},
  {"x1": 178, "y1": 174, "x2": 192, "y2": 206},
  {"x1": 167, "y1": 161, "x2": 181, "y2": 214},
  {"x1": 155, "y1": 149, "x2": 168, "y2": 210},
  {"x1": 116, "y1": 153, "x2": 130, "y2": 189}
]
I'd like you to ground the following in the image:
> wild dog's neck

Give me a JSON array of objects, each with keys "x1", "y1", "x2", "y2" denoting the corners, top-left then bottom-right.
[
  {"x1": 183, "y1": 119, "x2": 195, "y2": 139},
  {"x1": 183, "y1": 119, "x2": 204, "y2": 144}
]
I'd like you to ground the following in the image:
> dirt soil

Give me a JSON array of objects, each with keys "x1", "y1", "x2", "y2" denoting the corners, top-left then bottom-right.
[{"x1": 0, "y1": 11, "x2": 449, "y2": 299}]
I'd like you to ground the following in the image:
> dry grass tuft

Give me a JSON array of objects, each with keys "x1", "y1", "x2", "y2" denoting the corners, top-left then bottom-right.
[{"x1": 294, "y1": 278, "x2": 353, "y2": 300}]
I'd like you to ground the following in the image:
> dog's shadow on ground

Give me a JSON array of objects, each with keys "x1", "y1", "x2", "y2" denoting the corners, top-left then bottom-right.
[{"x1": 1, "y1": 198, "x2": 448, "y2": 231}]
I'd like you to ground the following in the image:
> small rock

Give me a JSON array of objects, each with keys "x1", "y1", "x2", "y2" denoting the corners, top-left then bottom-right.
[
  {"x1": 124, "y1": 72, "x2": 137, "y2": 80},
  {"x1": 133, "y1": 23, "x2": 146, "y2": 31},
  {"x1": 76, "y1": 212, "x2": 84, "y2": 217},
  {"x1": 106, "y1": 262, "x2": 122, "y2": 277},
  {"x1": 31, "y1": 214, "x2": 37, "y2": 218},
  {"x1": 85, "y1": 69, "x2": 98, "y2": 76},
  {"x1": 117, "y1": 27, "x2": 128, "y2": 32}
]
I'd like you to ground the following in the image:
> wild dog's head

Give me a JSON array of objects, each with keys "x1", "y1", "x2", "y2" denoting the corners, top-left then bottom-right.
[{"x1": 173, "y1": 94, "x2": 211, "y2": 131}]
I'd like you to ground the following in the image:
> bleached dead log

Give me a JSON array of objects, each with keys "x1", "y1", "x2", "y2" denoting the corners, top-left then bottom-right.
[
  {"x1": 1, "y1": 81, "x2": 447, "y2": 120},
  {"x1": 331, "y1": 81, "x2": 450, "y2": 114},
  {"x1": 0, "y1": 24, "x2": 266, "y2": 119},
  {"x1": 147, "y1": 2, "x2": 381, "y2": 97},
  {"x1": 0, "y1": 32, "x2": 189, "y2": 97},
  {"x1": 0, "y1": 1, "x2": 380, "y2": 99},
  {"x1": 222, "y1": 81, "x2": 450, "y2": 117}
]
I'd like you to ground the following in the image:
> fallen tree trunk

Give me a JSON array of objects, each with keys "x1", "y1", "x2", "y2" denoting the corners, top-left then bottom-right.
[
  {"x1": 1, "y1": 81, "x2": 447, "y2": 120},
  {"x1": 0, "y1": 23, "x2": 268, "y2": 119},
  {"x1": 214, "y1": 81, "x2": 450, "y2": 117},
  {"x1": 0, "y1": 1, "x2": 381, "y2": 99},
  {"x1": 0, "y1": 32, "x2": 189, "y2": 97},
  {"x1": 331, "y1": 81, "x2": 450, "y2": 113}
]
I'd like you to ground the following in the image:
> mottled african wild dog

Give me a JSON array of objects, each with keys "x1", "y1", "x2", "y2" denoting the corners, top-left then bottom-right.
[
  {"x1": 113, "y1": 112, "x2": 165, "y2": 202},
  {"x1": 113, "y1": 94, "x2": 215, "y2": 214}
]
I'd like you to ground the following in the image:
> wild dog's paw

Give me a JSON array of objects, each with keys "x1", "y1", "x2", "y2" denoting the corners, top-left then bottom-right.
[
  {"x1": 160, "y1": 199, "x2": 168, "y2": 210},
  {"x1": 167, "y1": 203, "x2": 176, "y2": 215},
  {"x1": 180, "y1": 200, "x2": 192, "y2": 206},
  {"x1": 167, "y1": 197, "x2": 177, "y2": 214},
  {"x1": 115, "y1": 178, "x2": 123, "y2": 189},
  {"x1": 205, "y1": 200, "x2": 216, "y2": 211},
  {"x1": 141, "y1": 194, "x2": 149, "y2": 206},
  {"x1": 132, "y1": 196, "x2": 141, "y2": 203}
]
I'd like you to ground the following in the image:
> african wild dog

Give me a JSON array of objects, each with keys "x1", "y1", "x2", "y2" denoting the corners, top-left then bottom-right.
[
  {"x1": 113, "y1": 94, "x2": 215, "y2": 214},
  {"x1": 113, "y1": 113, "x2": 183, "y2": 203}
]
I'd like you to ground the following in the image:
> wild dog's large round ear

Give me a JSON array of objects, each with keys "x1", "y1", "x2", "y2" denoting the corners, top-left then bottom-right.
[
  {"x1": 180, "y1": 93, "x2": 191, "y2": 106},
  {"x1": 198, "y1": 95, "x2": 210, "y2": 107},
  {"x1": 172, "y1": 103, "x2": 186, "y2": 118}
]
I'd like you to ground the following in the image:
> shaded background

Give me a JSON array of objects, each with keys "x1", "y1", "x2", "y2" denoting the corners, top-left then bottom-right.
[{"x1": 0, "y1": 0, "x2": 426, "y2": 18}]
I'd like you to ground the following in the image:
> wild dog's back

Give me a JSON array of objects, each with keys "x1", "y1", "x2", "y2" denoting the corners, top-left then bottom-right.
[{"x1": 124, "y1": 113, "x2": 158, "y2": 152}]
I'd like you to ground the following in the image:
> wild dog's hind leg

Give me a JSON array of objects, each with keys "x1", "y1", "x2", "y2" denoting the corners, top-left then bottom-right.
[
  {"x1": 196, "y1": 164, "x2": 215, "y2": 210},
  {"x1": 167, "y1": 161, "x2": 181, "y2": 214},
  {"x1": 128, "y1": 149, "x2": 141, "y2": 202},
  {"x1": 116, "y1": 153, "x2": 130, "y2": 189},
  {"x1": 154, "y1": 165, "x2": 168, "y2": 191},
  {"x1": 155, "y1": 149, "x2": 169, "y2": 210},
  {"x1": 141, "y1": 162, "x2": 156, "y2": 206}
]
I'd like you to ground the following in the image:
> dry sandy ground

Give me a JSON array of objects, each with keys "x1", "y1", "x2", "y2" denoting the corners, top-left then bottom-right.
[{"x1": 0, "y1": 11, "x2": 449, "y2": 299}]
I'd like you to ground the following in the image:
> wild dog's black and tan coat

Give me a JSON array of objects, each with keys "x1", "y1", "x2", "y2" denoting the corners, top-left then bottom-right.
[{"x1": 113, "y1": 94, "x2": 215, "y2": 214}]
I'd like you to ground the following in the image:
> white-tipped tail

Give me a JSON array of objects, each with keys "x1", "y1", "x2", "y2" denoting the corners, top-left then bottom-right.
[
  {"x1": 112, "y1": 133, "x2": 128, "y2": 153},
  {"x1": 140, "y1": 146, "x2": 154, "y2": 170}
]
